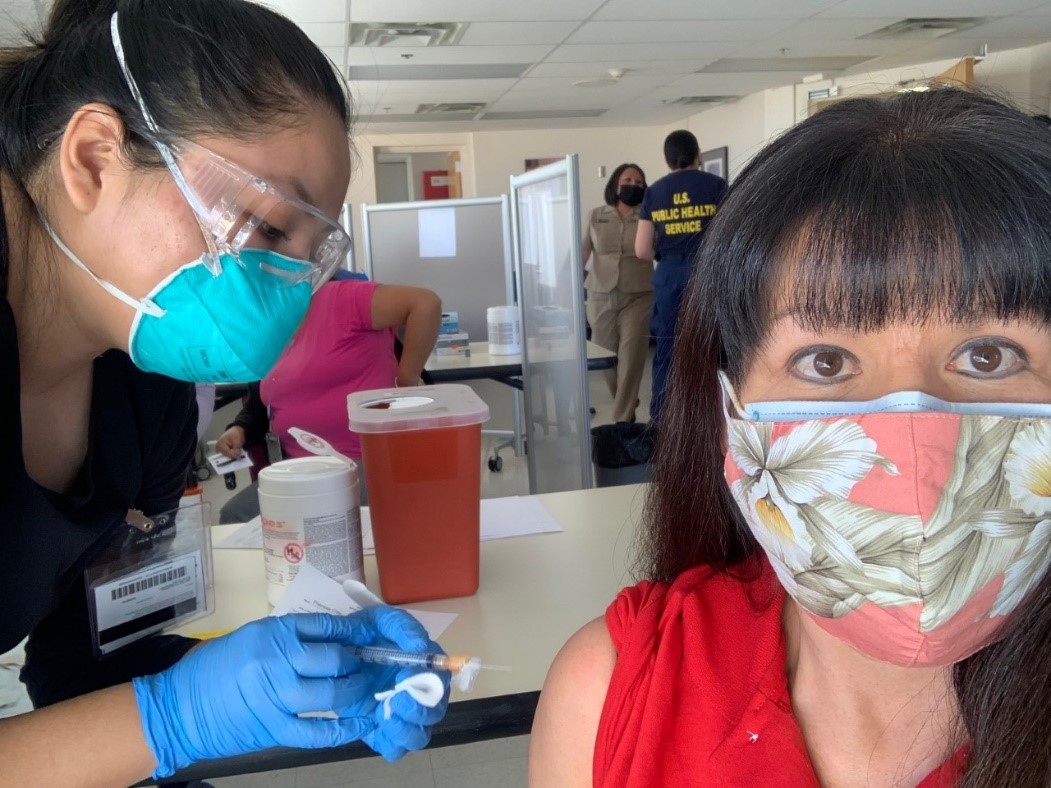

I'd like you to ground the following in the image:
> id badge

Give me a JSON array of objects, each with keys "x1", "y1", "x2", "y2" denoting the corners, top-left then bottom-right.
[
  {"x1": 85, "y1": 502, "x2": 215, "y2": 657},
  {"x1": 265, "y1": 430, "x2": 284, "y2": 465}
]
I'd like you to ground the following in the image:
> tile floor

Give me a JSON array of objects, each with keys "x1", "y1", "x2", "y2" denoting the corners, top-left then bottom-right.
[{"x1": 0, "y1": 345, "x2": 653, "y2": 786}]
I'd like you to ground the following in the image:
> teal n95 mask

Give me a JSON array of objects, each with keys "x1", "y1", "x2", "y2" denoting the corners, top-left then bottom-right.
[{"x1": 46, "y1": 226, "x2": 311, "y2": 382}]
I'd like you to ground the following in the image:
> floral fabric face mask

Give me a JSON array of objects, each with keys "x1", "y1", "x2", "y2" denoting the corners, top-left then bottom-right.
[{"x1": 719, "y1": 372, "x2": 1051, "y2": 667}]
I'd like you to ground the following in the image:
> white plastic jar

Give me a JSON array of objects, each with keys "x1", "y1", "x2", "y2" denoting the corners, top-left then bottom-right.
[
  {"x1": 257, "y1": 456, "x2": 363, "y2": 607},
  {"x1": 486, "y1": 305, "x2": 522, "y2": 355}
]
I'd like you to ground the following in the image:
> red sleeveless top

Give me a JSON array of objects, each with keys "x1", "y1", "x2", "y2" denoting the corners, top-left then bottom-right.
[{"x1": 594, "y1": 559, "x2": 968, "y2": 787}]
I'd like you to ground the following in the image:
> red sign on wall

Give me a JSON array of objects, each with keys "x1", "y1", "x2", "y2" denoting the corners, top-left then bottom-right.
[{"x1": 422, "y1": 170, "x2": 450, "y2": 200}]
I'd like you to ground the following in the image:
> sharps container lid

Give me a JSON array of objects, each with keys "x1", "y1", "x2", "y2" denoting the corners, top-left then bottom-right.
[
  {"x1": 347, "y1": 384, "x2": 490, "y2": 434},
  {"x1": 257, "y1": 456, "x2": 356, "y2": 497}
]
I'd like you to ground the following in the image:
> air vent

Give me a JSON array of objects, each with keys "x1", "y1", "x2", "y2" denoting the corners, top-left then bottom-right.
[
  {"x1": 663, "y1": 95, "x2": 739, "y2": 107},
  {"x1": 861, "y1": 18, "x2": 986, "y2": 40},
  {"x1": 349, "y1": 22, "x2": 466, "y2": 47},
  {"x1": 415, "y1": 102, "x2": 487, "y2": 115}
]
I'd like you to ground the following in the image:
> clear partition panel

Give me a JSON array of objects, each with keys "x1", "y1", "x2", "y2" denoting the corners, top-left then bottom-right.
[{"x1": 510, "y1": 155, "x2": 593, "y2": 493}]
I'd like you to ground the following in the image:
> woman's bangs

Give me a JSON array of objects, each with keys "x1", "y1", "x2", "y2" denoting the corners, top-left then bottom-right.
[{"x1": 760, "y1": 193, "x2": 1051, "y2": 337}]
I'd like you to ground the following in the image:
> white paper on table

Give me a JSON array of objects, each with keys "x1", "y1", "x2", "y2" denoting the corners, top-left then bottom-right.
[
  {"x1": 270, "y1": 562, "x2": 457, "y2": 641},
  {"x1": 215, "y1": 516, "x2": 263, "y2": 549},
  {"x1": 480, "y1": 495, "x2": 563, "y2": 540},
  {"x1": 360, "y1": 495, "x2": 562, "y2": 554},
  {"x1": 218, "y1": 495, "x2": 563, "y2": 553}
]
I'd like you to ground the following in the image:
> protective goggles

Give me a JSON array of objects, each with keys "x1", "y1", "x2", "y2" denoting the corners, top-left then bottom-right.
[{"x1": 110, "y1": 13, "x2": 348, "y2": 290}]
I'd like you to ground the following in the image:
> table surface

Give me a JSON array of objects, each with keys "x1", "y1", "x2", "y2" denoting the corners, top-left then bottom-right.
[
  {"x1": 426, "y1": 340, "x2": 615, "y2": 380},
  {"x1": 161, "y1": 484, "x2": 647, "y2": 781}
]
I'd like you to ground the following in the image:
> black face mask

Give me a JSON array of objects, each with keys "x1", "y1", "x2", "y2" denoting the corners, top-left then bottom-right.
[{"x1": 617, "y1": 184, "x2": 645, "y2": 206}]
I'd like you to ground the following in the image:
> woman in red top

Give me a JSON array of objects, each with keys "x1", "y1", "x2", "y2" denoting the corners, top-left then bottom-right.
[{"x1": 531, "y1": 88, "x2": 1051, "y2": 787}]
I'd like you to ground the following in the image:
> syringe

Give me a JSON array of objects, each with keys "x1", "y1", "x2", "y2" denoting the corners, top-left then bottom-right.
[{"x1": 346, "y1": 645, "x2": 509, "y2": 691}]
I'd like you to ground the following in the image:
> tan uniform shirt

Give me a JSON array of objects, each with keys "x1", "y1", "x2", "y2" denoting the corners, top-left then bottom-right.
[{"x1": 583, "y1": 205, "x2": 653, "y2": 294}]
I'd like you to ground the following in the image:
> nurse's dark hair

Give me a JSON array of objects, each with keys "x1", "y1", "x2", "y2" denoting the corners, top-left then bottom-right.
[
  {"x1": 603, "y1": 162, "x2": 647, "y2": 206},
  {"x1": 641, "y1": 87, "x2": 1051, "y2": 785},
  {"x1": 663, "y1": 129, "x2": 700, "y2": 169},
  {"x1": 0, "y1": 0, "x2": 350, "y2": 284}
]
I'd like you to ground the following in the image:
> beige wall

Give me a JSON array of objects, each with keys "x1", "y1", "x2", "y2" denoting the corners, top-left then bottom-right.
[
  {"x1": 346, "y1": 124, "x2": 667, "y2": 266},
  {"x1": 345, "y1": 42, "x2": 1051, "y2": 265},
  {"x1": 471, "y1": 125, "x2": 667, "y2": 207}
]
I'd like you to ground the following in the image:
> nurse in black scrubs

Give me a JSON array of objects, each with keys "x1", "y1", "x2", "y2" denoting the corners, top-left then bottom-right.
[{"x1": 0, "y1": 0, "x2": 446, "y2": 782}]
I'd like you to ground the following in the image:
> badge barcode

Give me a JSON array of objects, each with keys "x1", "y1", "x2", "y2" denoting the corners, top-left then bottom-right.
[{"x1": 110, "y1": 566, "x2": 188, "y2": 601}]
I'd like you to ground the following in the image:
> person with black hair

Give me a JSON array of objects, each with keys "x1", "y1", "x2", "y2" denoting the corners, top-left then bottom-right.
[
  {"x1": 582, "y1": 163, "x2": 652, "y2": 423},
  {"x1": 0, "y1": 0, "x2": 447, "y2": 782},
  {"x1": 635, "y1": 129, "x2": 727, "y2": 425},
  {"x1": 531, "y1": 88, "x2": 1051, "y2": 787}
]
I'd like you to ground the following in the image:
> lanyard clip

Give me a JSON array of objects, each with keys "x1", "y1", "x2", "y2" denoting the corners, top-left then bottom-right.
[{"x1": 125, "y1": 509, "x2": 155, "y2": 533}]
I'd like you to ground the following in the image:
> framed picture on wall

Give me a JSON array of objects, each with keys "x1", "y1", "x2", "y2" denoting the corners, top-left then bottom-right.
[{"x1": 701, "y1": 146, "x2": 728, "y2": 180}]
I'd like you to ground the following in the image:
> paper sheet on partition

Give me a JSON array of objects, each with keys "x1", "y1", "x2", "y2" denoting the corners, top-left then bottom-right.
[
  {"x1": 216, "y1": 495, "x2": 563, "y2": 552},
  {"x1": 270, "y1": 562, "x2": 456, "y2": 641},
  {"x1": 418, "y1": 207, "x2": 457, "y2": 258}
]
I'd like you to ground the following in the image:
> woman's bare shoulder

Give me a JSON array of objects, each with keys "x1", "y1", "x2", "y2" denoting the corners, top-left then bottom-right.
[{"x1": 528, "y1": 617, "x2": 616, "y2": 787}]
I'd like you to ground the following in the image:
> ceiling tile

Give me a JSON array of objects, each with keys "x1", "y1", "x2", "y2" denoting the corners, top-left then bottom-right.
[
  {"x1": 353, "y1": 101, "x2": 425, "y2": 116},
  {"x1": 350, "y1": 78, "x2": 519, "y2": 97},
  {"x1": 298, "y1": 22, "x2": 346, "y2": 47},
  {"x1": 547, "y1": 42, "x2": 741, "y2": 63},
  {"x1": 777, "y1": 18, "x2": 918, "y2": 39},
  {"x1": 729, "y1": 38, "x2": 916, "y2": 59},
  {"x1": 948, "y1": 16, "x2": 1051, "y2": 38},
  {"x1": 259, "y1": 0, "x2": 347, "y2": 23},
  {"x1": 348, "y1": 0, "x2": 606, "y2": 23},
  {"x1": 512, "y1": 75, "x2": 672, "y2": 94},
  {"x1": 729, "y1": 19, "x2": 921, "y2": 59},
  {"x1": 346, "y1": 44, "x2": 555, "y2": 65},
  {"x1": 458, "y1": 21, "x2": 578, "y2": 45},
  {"x1": 701, "y1": 56, "x2": 874, "y2": 72},
  {"x1": 653, "y1": 72, "x2": 800, "y2": 98},
  {"x1": 488, "y1": 93, "x2": 622, "y2": 110},
  {"x1": 817, "y1": 0, "x2": 1041, "y2": 18},
  {"x1": 526, "y1": 60, "x2": 717, "y2": 78},
  {"x1": 595, "y1": 0, "x2": 840, "y2": 20},
  {"x1": 348, "y1": 63, "x2": 530, "y2": 80},
  {"x1": 568, "y1": 19, "x2": 797, "y2": 44}
]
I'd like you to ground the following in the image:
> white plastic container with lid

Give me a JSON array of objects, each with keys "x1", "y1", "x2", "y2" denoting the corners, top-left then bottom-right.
[
  {"x1": 347, "y1": 385, "x2": 490, "y2": 603},
  {"x1": 257, "y1": 456, "x2": 363, "y2": 607},
  {"x1": 486, "y1": 305, "x2": 521, "y2": 356}
]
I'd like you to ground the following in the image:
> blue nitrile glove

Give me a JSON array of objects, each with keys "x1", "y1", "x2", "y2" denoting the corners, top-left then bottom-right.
[
  {"x1": 132, "y1": 609, "x2": 447, "y2": 778},
  {"x1": 333, "y1": 606, "x2": 452, "y2": 762}
]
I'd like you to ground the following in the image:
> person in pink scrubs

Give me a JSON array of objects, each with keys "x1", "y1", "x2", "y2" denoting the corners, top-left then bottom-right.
[{"x1": 215, "y1": 277, "x2": 440, "y2": 520}]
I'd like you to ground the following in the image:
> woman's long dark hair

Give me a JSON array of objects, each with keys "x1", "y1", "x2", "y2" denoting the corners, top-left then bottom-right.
[
  {"x1": 642, "y1": 88, "x2": 1051, "y2": 786},
  {"x1": 0, "y1": 0, "x2": 351, "y2": 289}
]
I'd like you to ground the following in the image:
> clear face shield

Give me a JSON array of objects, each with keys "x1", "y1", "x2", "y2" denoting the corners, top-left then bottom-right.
[{"x1": 109, "y1": 12, "x2": 348, "y2": 291}]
